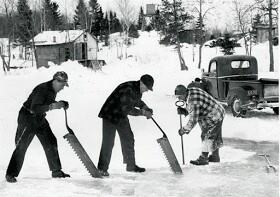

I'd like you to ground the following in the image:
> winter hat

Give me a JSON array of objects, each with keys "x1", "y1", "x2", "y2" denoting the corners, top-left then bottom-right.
[
  {"x1": 140, "y1": 74, "x2": 154, "y2": 91},
  {"x1": 175, "y1": 85, "x2": 187, "y2": 95},
  {"x1": 53, "y1": 71, "x2": 69, "y2": 86}
]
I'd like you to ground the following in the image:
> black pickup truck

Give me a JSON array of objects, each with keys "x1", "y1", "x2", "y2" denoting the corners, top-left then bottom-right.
[{"x1": 201, "y1": 55, "x2": 279, "y2": 117}]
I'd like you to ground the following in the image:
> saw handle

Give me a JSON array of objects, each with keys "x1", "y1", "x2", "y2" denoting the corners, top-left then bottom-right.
[
  {"x1": 64, "y1": 109, "x2": 74, "y2": 135},
  {"x1": 151, "y1": 117, "x2": 167, "y2": 138}
]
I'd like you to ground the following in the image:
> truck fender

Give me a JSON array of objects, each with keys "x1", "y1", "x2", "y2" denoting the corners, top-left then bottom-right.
[{"x1": 226, "y1": 87, "x2": 248, "y2": 106}]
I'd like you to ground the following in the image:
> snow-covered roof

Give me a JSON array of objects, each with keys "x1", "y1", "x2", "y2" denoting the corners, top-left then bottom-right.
[{"x1": 33, "y1": 30, "x2": 85, "y2": 46}]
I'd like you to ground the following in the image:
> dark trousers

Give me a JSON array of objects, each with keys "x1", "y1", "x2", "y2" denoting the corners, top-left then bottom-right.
[
  {"x1": 6, "y1": 108, "x2": 62, "y2": 177},
  {"x1": 98, "y1": 118, "x2": 135, "y2": 171}
]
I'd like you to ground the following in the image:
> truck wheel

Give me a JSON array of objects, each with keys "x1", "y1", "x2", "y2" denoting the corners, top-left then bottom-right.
[
  {"x1": 231, "y1": 96, "x2": 247, "y2": 117},
  {"x1": 273, "y1": 107, "x2": 279, "y2": 115}
]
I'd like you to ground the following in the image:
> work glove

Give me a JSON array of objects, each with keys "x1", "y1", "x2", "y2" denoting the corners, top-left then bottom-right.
[
  {"x1": 177, "y1": 107, "x2": 188, "y2": 116},
  {"x1": 59, "y1": 100, "x2": 69, "y2": 110},
  {"x1": 145, "y1": 107, "x2": 153, "y2": 114},
  {"x1": 178, "y1": 127, "x2": 190, "y2": 136},
  {"x1": 49, "y1": 101, "x2": 68, "y2": 110},
  {"x1": 141, "y1": 109, "x2": 153, "y2": 119}
]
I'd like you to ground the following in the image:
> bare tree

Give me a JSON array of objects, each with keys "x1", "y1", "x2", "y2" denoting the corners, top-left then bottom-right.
[
  {"x1": 233, "y1": 0, "x2": 257, "y2": 55},
  {"x1": 0, "y1": 0, "x2": 16, "y2": 73},
  {"x1": 115, "y1": 0, "x2": 137, "y2": 59},
  {"x1": 192, "y1": 0, "x2": 214, "y2": 69},
  {"x1": 255, "y1": 0, "x2": 278, "y2": 71}
]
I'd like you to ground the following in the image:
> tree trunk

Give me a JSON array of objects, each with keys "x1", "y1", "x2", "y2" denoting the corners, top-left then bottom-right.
[
  {"x1": 198, "y1": 44, "x2": 202, "y2": 69},
  {"x1": 268, "y1": 0, "x2": 274, "y2": 72},
  {"x1": 177, "y1": 42, "x2": 187, "y2": 70}
]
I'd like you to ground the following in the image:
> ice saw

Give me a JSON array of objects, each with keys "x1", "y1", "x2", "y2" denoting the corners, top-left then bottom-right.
[
  {"x1": 63, "y1": 109, "x2": 102, "y2": 178},
  {"x1": 151, "y1": 117, "x2": 183, "y2": 174}
]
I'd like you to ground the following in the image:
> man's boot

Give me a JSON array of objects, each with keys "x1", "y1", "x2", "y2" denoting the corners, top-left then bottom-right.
[
  {"x1": 190, "y1": 155, "x2": 209, "y2": 165},
  {"x1": 52, "y1": 170, "x2": 70, "y2": 178},
  {"x1": 98, "y1": 169, "x2": 110, "y2": 176},
  {"x1": 208, "y1": 149, "x2": 220, "y2": 162},
  {"x1": 126, "y1": 165, "x2": 146, "y2": 173},
  {"x1": 5, "y1": 174, "x2": 17, "y2": 183}
]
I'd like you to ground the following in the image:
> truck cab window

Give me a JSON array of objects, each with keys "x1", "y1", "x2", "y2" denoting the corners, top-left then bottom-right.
[
  {"x1": 209, "y1": 61, "x2": 217, "y2": 74},
  {"x1": 231, "y1": 60, "x2": 250, "y2": 68}
]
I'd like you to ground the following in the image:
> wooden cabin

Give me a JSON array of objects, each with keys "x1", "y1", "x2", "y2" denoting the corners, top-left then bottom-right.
[{"x1": 33, "y1": 30, "x2": 98, "y2": 68}]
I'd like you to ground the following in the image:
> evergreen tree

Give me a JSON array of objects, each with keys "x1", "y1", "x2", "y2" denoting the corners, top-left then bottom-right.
[
  {"x1": 159, "y1": 0, "x2": 192, "y2": 44},
  {"x1": 16, "y1": 0, "x2": 33, "y2": 47},
  {"x1": 110, "y1": 12, "x2": 122, "y2": 33},
  {"x1": 43, "y1": 0, "x2": 63, "y2": 30},
  {"x1": 102, "y1": 12, "x2": 109, "y2": 45},
  {"x1": 216, "y1": 34, "x2": 240, "y2": 55},
  {"x1": 96, "y1": 7, "x2": 104, "y2": 38},
  {"x1": 50, "y1": 2, "x2": 63, "y2": 30},
  {"x1": 129, "y1": 24, "x2": 139, "y2": 38},
  {"x1": 43, "y1": 0, "x2": 52, "y2": 30},
  {"x1": 150, "y1": 9, "x2": 162, "y2": 31},
  {"x1": 159, "y1": 0, "x2": 191, "y2": 70},
  {"x1": 89, "y1": 0, "x2": 101, "y2": 34},
  {"x1": 137, "y1": 6, "x2": 144, "y2": 30},
  {"x1": 73, "y1": 0, "x2": 89, "y2": 30}
]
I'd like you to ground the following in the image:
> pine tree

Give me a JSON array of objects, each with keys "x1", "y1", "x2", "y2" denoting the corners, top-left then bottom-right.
[
  {"x1": 160, "y1": 0, "x2": 191, "y2": 44},
  {"x1": 43, "y1": 0, "x2": 63, "y2": 30},
  {"x1": 137, "y1": 6, "x2": 144, "y2": 30},
  {"x1": 16, "y1": 0, "x2": 33, "y2": 47},
  {"x1": 51, "y1": 2, "x2": 63, "y2": 30},
  {"x1": 159, "y1": 0, "x2": 192, "y2": 70},
  {"x1": 89, "y1": 0, "x2": 101, "y2": 34},
  {"x1": 110, "y1": 12, "x2": 122, "y2": 33},
  {"x1": 91, "y1": 7, "x2": 104, "y2": 38},
  {"x1": 129, "y1": 24, "x2": 139, "y2": 38},
  {"x1": 150, "y1": 9, "x2": 162, "y2": 31},
  {"x1": 73, "y1": 0, "x2": 89, "y2": 30},
  {"x1": 219, "y1": 34, "x2": 239, "y2": 55},
  {"x1": 102, "y1": 12, "x2": 109, "y2": 45}
]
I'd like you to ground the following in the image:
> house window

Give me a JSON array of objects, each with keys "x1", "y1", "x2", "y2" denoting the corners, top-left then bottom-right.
[{"x1": 65, "y1": 48, "x2": 70, "y2": 61}]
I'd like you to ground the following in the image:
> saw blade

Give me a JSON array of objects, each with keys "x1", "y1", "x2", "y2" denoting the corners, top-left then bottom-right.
[
  {"x1": 157, "y1": 137, "x2": 183, "y2": 174},
  {"x1": 64, "y1": 133, "x2": 102, "y2": 178}
]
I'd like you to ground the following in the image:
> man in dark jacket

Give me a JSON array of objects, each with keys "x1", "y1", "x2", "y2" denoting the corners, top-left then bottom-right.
[
  {"x1": 175, "y1": 85, "x2": 225, "y2": 165},
  {"x1": 98, "y1": 74, "x2": 154, "y2": 176},
  {"x1": 5, "y1": 71, "x2": 70, "y2": 183}
]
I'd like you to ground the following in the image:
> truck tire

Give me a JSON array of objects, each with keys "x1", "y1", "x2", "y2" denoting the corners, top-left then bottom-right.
[
  {"x1": 231, "y1": 95, "x2": 247, "y2": 117},
  {"x1": 273, "y1": 107, "x2": 279, "y2": 115}
]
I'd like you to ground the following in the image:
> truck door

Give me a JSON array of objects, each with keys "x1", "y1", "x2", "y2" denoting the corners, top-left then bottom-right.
[{"x1": 204, "y1": 61, "x2": 219, "y2": 98}]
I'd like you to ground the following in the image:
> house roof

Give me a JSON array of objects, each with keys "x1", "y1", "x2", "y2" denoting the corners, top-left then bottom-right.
[{"x1": 33, "y1": 30, "x2": 85, "y2": 46}]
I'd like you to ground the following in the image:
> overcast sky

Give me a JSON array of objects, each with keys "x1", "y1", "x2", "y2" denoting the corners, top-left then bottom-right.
[{"x1": 30, "y1": 0, "x2": 253, "y2": 32}]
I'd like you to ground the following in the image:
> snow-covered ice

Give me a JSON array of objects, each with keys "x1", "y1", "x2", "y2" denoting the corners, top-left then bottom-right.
[{"x1": 0, "y1": 31, "x2": 278, "y2": 197}]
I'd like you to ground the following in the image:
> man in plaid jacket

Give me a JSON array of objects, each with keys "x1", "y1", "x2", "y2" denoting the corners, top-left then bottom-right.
[
  {"x1": 97, "y1": 74, "x2": 154, "y2": 176},
  {"x1": 175, "y1": 85, "x2": 225, "y2": 165}
]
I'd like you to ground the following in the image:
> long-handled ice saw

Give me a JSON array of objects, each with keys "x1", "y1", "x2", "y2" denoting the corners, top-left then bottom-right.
[
  {"x1": 151, "y1": 117, "x2": 183, "y2": 174},
  {"x1": 63, "y1": 109, "x2": 102, "y2": 178}
]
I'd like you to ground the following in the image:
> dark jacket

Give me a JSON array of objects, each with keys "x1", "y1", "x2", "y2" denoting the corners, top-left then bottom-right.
[
  {"x1": 23, "y1": 80, "x2": 56, "y2": 118},
  {"x1": 99, "y1": 81, "x2": 148, "y2": 124}
]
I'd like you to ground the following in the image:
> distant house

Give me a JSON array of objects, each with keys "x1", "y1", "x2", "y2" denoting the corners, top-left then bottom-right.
[
  {"x1": 33, "y1": 30, "x2": 98, "y2": 68},
  {"x1": 252, "y1": 24, "x2": 278, "y2": 43},
  {"x1": 178, "y1": 23, "x2": 205, "y2": 44}
]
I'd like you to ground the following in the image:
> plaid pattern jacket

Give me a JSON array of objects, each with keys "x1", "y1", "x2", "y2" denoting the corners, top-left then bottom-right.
[
  {"x1": 99, "y1": 81, "x2": 148, "y2": 124},
  {"x1": 184, "y1": 87, "x2": 225, "y2": 133}
]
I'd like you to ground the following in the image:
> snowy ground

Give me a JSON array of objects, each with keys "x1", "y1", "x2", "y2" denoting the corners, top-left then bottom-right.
[{"x1": 0, "y1": 31, "x2": 279, "y2": 196}]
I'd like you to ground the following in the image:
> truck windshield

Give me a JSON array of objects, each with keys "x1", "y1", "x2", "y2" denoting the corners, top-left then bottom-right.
[{"x1": 231, "y1": 60, "x2": 250, "y2": 69}]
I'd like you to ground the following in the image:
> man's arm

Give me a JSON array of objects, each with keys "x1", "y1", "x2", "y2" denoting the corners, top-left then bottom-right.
[{"x1": 182, "y1": 103, "x2": 200, "y2": 133}]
